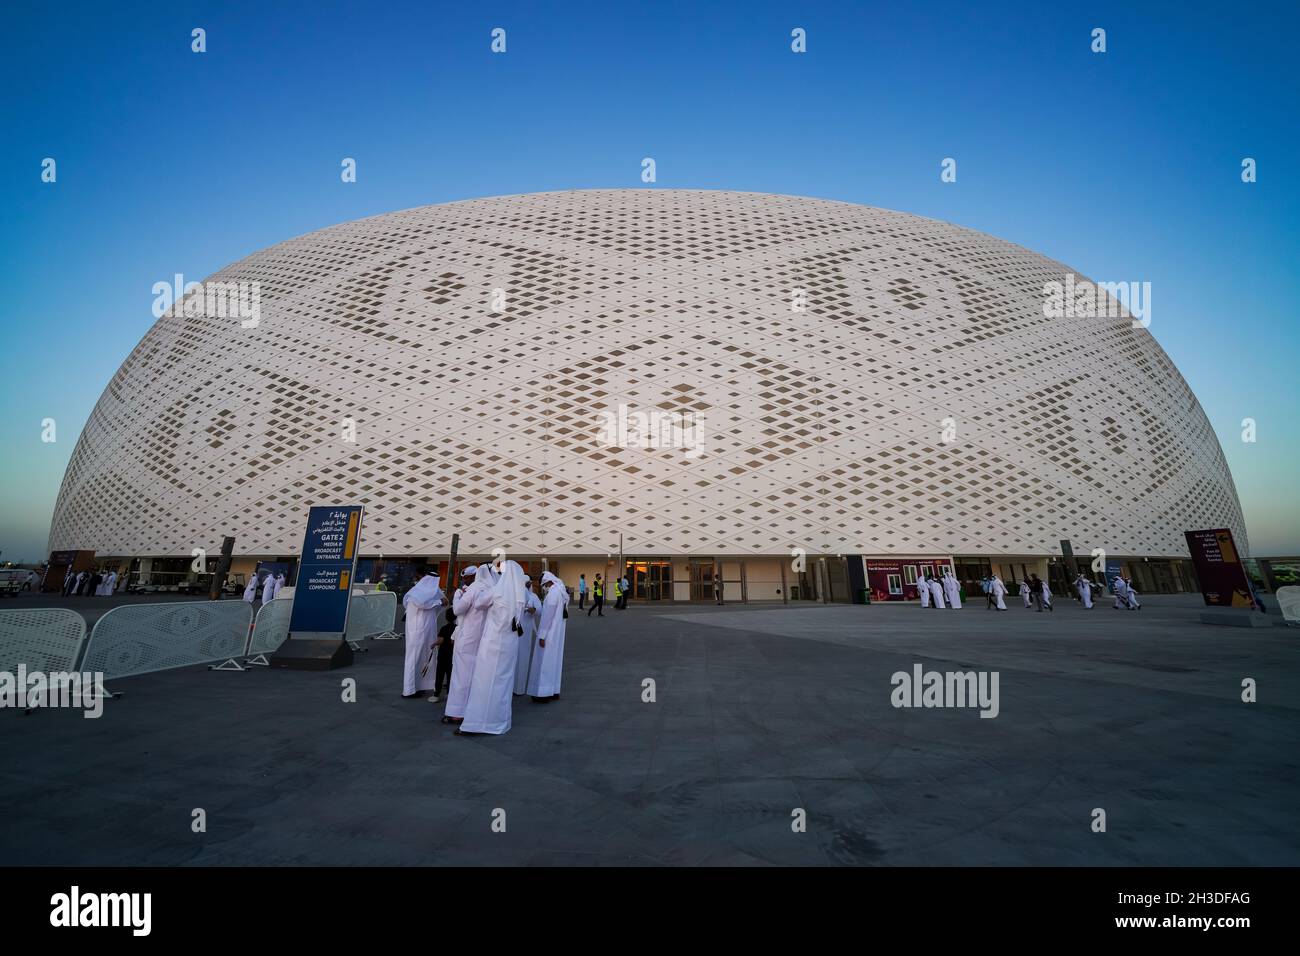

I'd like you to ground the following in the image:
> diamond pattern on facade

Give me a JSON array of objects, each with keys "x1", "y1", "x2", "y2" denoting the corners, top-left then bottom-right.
[{"x1": 49, "y1": 190, "x2": 1247, "y2": 559}]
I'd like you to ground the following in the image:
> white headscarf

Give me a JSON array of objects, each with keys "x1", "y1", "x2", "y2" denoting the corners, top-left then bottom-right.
[
  {"x1": 479, "y1": 562, "x2": 497, "y2": 583},
  {"x1": 492, "y1": 560, "x2": 528, "y2": 633},
  {"x1": 541, "y1": 571, "x2": 564, "y2": 591},
  {"x1": 404, "y1": 569, "x2": 442, "y2": 606}
]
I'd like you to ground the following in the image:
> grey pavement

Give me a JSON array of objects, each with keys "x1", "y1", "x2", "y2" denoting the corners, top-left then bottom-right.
[{"x1": 0, "y1": 594, "x2": 1296, "y2": 866}]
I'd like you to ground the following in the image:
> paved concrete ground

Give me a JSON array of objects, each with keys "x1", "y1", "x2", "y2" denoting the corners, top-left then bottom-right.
[{"x1": 0, "y1": 594, "x2": 1296, "y2": 866}]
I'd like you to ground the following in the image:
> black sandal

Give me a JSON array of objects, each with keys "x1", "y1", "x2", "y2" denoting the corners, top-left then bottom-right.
[{"x1": 440, "y1": 716, "x2": 459, "y2": 724}]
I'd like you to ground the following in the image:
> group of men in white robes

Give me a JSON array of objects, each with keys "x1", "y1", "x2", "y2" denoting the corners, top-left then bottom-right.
[
  {"x1": 243, "y1": 571, "x2": 285, "y2": 604},
  {"x1": 917, "y1": 569, "x2": 964, "y2": 609},
  {"x1": 423, "y1": 561, "x2": 568, "y2": 737},
  {"x1": 63, "y1": 569, "x2": 117, "y2": 596},
  {"x1": 920, "y1": 571, "x2": 946, "y2": 608}
]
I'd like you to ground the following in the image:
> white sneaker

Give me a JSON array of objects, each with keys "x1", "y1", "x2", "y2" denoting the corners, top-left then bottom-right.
[{"x1": 428, "y1": 695, "x2": 441, "y2": 703}]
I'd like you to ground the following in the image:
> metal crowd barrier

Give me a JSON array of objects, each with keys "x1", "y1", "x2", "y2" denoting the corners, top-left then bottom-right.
[
  {"x1": 243, "y1": 598, "x2": 293, "y2": 663},
  {"x1": 230, "y1": 591, "x2": 399, "y2": 669},
  {"x1": 82, "y1": 601, "x2": 251, "y2": 680},
  {"x1": 0, "y1": 608, "x2": 87, "y2": 674},
  {"x1": 344, "y1": 591, "x2": 399, "y2": 648}
]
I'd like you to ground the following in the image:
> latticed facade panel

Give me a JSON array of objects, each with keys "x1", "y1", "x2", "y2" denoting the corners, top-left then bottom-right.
[{"x1": 49, "y1": 190, "x2": 1247, "y2": 560}]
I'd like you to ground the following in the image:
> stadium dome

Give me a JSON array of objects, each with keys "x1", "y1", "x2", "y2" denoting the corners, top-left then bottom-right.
[{"x1": 48, "y1": 190, "x2": 1246, "y2": 598}]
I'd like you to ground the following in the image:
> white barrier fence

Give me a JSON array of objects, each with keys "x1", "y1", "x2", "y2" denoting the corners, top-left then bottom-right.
[
  {"x1": 345, "y1": 591, "x2": 399, "y2": 645},
  {"x1": 1276, "y1": 586, "x2": 1300, "y2": 626},
  {"x1": 0, "y1": 608, "x2": 88, "y2": 674},
  {"x1": 246, "y1": 591, "x2": 399, "y2": 659},
  {"x1": 82, "y1": 601, "x2": 252, "y2": 680},
  {"x1": 3, "y1": 593, "x2": 400, "y2": 684},
  {"x1": 247, "y1": 598, "x2": 293, "y2": 657}
]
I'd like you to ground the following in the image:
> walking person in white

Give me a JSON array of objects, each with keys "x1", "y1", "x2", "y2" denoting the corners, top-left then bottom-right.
[
  {"x1": 513, "y1": 576, "x2": 542, "y2": 696},
  {"x1": 1124, "y1": 577, "x2": 1142, "y2": 610},
  {"x1": 401, "y1": 566, "x2": 443, "y2": 698},
  {"x1": 990, "y1": 574, "x2": 1008, "y2": 610},
  {"x1": 1076, "y1": 573, "x2": 1093, "y2": 609},
  {"x1": 274, "y1": 572, "x2": 286, "y2": 598},
  {"x1": 243, "y1": 575, "x2": 257, "y2": 603},
  {"x1": 527, "y1": 572, "x2": 569, "y2": 701},
  {"x1": 457, "y1": 560, "x2": 527, "y2": 737},
  {"x1": 1111, "y1": 575, "x2": 1130, "y2": 610},
  {"x1": 442, "y1": 565, "x2": 494, "y2": 725},
  {"x1": 918, "y1": 572, "x2": 931, "y2": 608},
  {"x1": 1019, "y1": 579, "x2": 1031, "y2": 608},
  {"x1": 260, "y1": 571, "x2": 276, "y2": 604},
  {"x1": 942, "y1": 570, "x2": 962, "y2": 609}
]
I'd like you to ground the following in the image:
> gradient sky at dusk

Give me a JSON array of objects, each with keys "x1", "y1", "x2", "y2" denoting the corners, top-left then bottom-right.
[{"x1": 2, "y1": 0, "x2": 1297, "y2": 561}]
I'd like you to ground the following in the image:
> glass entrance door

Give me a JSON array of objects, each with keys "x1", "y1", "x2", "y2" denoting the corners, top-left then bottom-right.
[
  {"x1": 688, "y1": 560, "x2": 716, "y2": 601},
  {"x1": 624, "y1": 559, "x2": 673, "y2": 600}
]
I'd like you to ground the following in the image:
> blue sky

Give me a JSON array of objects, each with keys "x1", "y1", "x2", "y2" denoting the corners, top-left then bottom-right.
[{"x1": 2, "y1": 0, "x2": 1297, "y2": 561}]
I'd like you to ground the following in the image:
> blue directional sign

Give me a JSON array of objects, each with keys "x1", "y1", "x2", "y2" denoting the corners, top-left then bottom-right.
[{"x1": 288, "y1": 505, "x2": 364, "y2": 638}]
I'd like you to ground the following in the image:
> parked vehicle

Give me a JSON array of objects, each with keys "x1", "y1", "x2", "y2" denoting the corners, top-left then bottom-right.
[{"x1": 0, "y1": 569, "x2": 40, "y2": 592}]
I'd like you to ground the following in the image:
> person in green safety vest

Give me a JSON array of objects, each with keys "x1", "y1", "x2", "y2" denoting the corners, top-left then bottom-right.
[{"x1": 587, "y1": 574, "x2": 605, "y2": 617}]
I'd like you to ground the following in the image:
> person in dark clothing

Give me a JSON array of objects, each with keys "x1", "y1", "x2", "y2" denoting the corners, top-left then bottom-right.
[
  {"x1": 1029, "y1": 574, "x2": 1046, "y2": 612},
  {"x1": 430, "y1": 608, "x2": 456, "y2": 703},
  {"x1": 587, "y1": 574, "x2": 604, "y2": 617}
]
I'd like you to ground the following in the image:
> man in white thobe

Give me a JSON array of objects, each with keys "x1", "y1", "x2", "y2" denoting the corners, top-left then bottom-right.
[
  {"x1": 1124, "y1": 577, "x2": 1142, "y2": 610},
  {"x1": 1076, "y1": 574, "x2": 1093, "y2": 609},
  {"x1": 457, "y1": 561, "x2": 527, "y2": 736},
  {"x1": 274, "y1": 572, "x2": 286, "y2": 597},
  {"x1": 243, "y1": 576, "x2": 257, "y2": 602},
  {"x1": 514, "y1": 576, "x2": 542, "y2": 696},
  {"x1": 1112, "y1": 575, "x2": 1130, "y2": 609},
  {"x1": 990, "y1": 574, "x2": 1008, "y2": 610},
  {"x1": 261, "y1": 572, "x2": 276, "y2": 603},
  {"x1": 401, "y1": 566, "x2": 443, "y2": 698},
  {"x1": 527, "y1": 572, "x2": 569, "y2": 701},
  {"x1": 942, "y1": 570, "x2": 962, "y2": 609},
  {"x1": 928, "y1": 574, "x2": 946, "y2": 609},
  {"x1": 918, "y1": 573, "x2": 931, "y2": 607},
  {"x1": 1019, "y1": 580, "x2": 1031, "y2": 608},
  {"x1": 443, "y1": 565, "x2": 494, "y2": 723}
]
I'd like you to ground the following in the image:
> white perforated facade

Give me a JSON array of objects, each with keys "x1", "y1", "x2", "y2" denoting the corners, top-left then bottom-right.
[{"x1": 49, "y1": 190, "x2": 1247, "y2": 566}]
